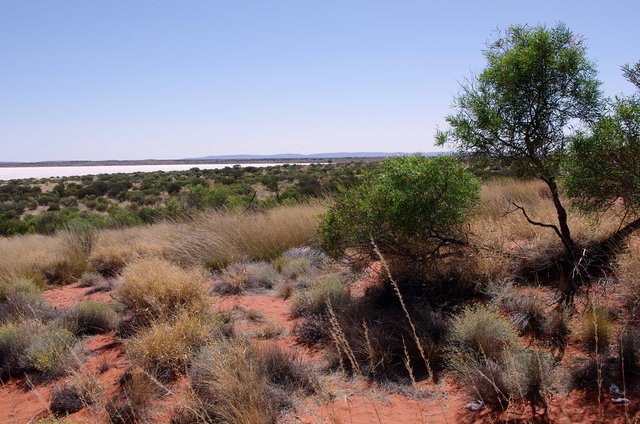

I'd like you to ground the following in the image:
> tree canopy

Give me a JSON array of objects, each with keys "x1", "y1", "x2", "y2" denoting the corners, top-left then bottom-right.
[
  {"x1": 437, "y1": 23, "x2": 602, "y2": 253},
  {"x1": 565, "y1": 60, "x2": 640, "y2": 242}
]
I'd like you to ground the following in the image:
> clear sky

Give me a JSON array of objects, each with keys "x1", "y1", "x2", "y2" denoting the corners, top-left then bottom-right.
[{"x1": 1, "y1": 0, "x2": 638, "y2": 162}]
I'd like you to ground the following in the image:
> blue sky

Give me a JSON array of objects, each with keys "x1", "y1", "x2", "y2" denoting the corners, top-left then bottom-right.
[{"x1": 1, "y1": 1, "x2": 638, "y2": 162}]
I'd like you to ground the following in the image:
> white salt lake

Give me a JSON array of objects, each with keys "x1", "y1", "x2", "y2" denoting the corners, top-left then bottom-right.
[{"x1": 0, "y1": 163, "x2": 309, "y2": 181}]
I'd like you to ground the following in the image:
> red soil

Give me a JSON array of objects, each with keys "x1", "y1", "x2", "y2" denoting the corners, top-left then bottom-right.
[
  {"x1": 42, "y1": 282, "x2": 112, "y2": 309},
  {"x1": 3, "y1": 271, "x2": 640, "y2": 423},
  {"x1": 0, "y1": 333, "x2": 126, "y2": 424}
]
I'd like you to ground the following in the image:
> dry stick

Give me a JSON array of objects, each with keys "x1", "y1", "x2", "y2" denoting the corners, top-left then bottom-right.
[
  {"x1": 371, "y1": 238, "x2": 433, "y2": 381},
  {"x1": 402, "y1": 336, "x2": 417, "y2": 386},
  {"x1": 327, "y1": 301, "x2": 361, "y2": 376},
  {"x1": 592, "y1": 303, "x2": 603, "y2": 421},
  {"x1": 362, "y1": 320, "x2": 377, "y2": 378}
]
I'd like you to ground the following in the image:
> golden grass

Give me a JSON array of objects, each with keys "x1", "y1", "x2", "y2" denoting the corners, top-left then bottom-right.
[
  {"x1": 126, "y1": 312, "x2": 214, "y2": 380},
  {"x1": 90, "y1": 226, "x2": 165, "y2": 275},
  {"x1": 0, "y1": 234, "x2": 63, "y2": 284},
  {"x1": 618, "y1": 241, "x2": 640, "y2": 316},
  {"x1": 115, "y1": 257, "x2": 209, "y2": 323},
  {"x1": 153, "y1": 203, "x2": 325, "y2": 266},
  {"x1": 468, "y1": 177, "x2": 626, "y2": 281}
]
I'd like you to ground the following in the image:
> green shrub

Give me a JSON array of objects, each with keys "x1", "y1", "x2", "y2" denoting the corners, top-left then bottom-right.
[
  {"x1": 0, "y1": 278, "x2": 41, "y2": 302},
  {"x1": 319, "y1": 155, "x2": 480, "y2": 266},
  {"x1": 290, "y1": 275, "x2": 350, "y2": 318}
]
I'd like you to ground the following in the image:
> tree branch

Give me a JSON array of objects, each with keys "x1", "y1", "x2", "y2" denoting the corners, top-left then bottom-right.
[{"x1": 507, "y1": 201, "x2": 566, "y2": 243}]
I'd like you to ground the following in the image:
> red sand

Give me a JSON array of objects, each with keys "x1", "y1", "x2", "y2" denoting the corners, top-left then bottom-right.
[
  {"x1": 43, "y1": 282, "x2": 112, "y2": 309},
  {"x1": 3, "y1": 273, "x2": 640, "y2": 423}
]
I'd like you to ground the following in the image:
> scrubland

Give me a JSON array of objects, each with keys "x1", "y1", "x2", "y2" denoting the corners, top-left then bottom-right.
[{"x1": 0, "y1": 174, "x2": 639, "y2": 424}]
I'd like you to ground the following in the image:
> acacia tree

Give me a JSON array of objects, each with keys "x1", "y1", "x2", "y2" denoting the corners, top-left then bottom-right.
[
  {"x1": 437, "y1": 24, "x2": 602, "y2": 255},
  {"x1": 565, "y1": 61, "x2": 640, "y2": 245}
]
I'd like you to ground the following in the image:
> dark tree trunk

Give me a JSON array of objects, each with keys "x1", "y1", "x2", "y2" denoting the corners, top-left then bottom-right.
[{"x1": 544, "y1": 177, "x2": 576, "y2": 255}]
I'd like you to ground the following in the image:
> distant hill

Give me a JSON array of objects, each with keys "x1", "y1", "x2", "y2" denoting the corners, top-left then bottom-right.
[{"x1": 189, "y1": 152, "x2": 446, "y2": 160}]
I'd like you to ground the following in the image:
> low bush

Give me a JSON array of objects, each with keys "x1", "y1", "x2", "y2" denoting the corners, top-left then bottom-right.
[
  {"x1": 0, "y1": 321, "x2": 39, "y2": 379},
  {"x1": 106, "y1": 401, "x2": 138, "y2": 424},
  {"x1": 43, "y1": 259, "x2": 88, "y2": 285},
  {"x1": 214, "y1": 263, "x2": 249, "y2": 295},
  {"x1": 0, "y1": 277, "x2": 41, "y2": 302},
  {"x1": 0, "y1": 290, "x2": 58, "y2": 324},
  {"x1": 294, "y1": 314, "x2": 331, "y2": 347},
  {"x1": 618, "y1": 242, "x2": 640, "y2": 318},
  {"x1": 621, "y1": 327, "x2": 640, "y2": 384},
  {"x1": 450, "y1": 355, "x2": 511, "y2": 407},
  {"x1": 244, "y1": 262, "x2": 280, "y2": 289},
  {"x1": 278, "y1": 257, "x2": 311, "y2": 279},
  {"x1": 282, "y1": 247, "x2": 328, "y2": 269},
  {"x1": 115, "y1": 258, "x2": 209, "y2": 324},
  {"x1": 118, "y1": 370, "x2": 164, "y2": 415},
  {"x1": 290, "y1": 275, "x2": 349, "y2": 318},
  {"x1": 185, "y1": 339, "x2": 317, "y2": 424},
  {"x1": 491, "y1": 284, "x2": 546, "y2": 337},
  {"x1": 126, "y1": 313, "x2": 214, "y2": 381},
  {"x1": 275, "y1": 281, "x2": 293, "y2": 299},
  {"x1": 325, "y1": 289, "x2": 446, "y2": 381},
  {"x1": 50, "y1": 386, "x2": 84, "y2": 415},
  {"x1": 541, "y1": 307, "x2": 572, "y2": 354},
  {"x1": 69, "y1": 371, "x2": 103, "y2": 405},
  {"x1": 448, "y1": 304, "x2": 518, "y2": 361},
  {"x1": 77, "y1": 271, "x2": 103, "y2": 288},
  {"x1": 60, "y1": 300, "x2": 118, "y2": 336},
  {"x1": 23, "y1": 325, "x2": 76, "y2": 377}
]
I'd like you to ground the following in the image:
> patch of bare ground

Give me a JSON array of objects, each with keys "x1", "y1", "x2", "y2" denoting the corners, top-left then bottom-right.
[{"x1": 43, "y1": 281, "x2": 112, "y2": 309}]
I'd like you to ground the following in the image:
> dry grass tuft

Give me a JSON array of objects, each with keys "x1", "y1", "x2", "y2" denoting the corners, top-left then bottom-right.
[
  {"x1": 290, "y1": 275, "x2": 350, "y2": 318},
  {"x1": 184, "y1": 339, "x2": 317, "y2": 424},
  {"x1": 155, "y1": 203, "x2": 325, "y2": 266},
  {"x1": 125, "y1": 312, "x2": 215, "y2": 381},
  {"x1": 449, "y1": 304, "x2": 518, "y2": 361},
  {"x1": 0, "y1": 234, "x2": 63, "y2": 284},
  {"x1": 115, "y1": 257, "x2": 209, "y2": 324},
  {"x1": 579, "y1": 303, "x2": 617, "y2": 352}
]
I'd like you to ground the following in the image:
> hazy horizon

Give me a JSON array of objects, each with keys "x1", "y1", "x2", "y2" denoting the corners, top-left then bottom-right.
[{"x1": 2, "y1": 1, "x2": 638, "y2": 162}]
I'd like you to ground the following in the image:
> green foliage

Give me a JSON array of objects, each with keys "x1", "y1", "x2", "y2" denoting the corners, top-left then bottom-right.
[
  {"x1": 437, "y1": 24, "x2": 601, "y2": 174},
  {"x1": 0, "y1": 162, "x2": 376, "y2": 236},
  {"x1": 319, "y1": 155, "x2": 480, "y2": 263},
  {"x1": 566, "y1": 60, "x2": 640, "y2": 217}
]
